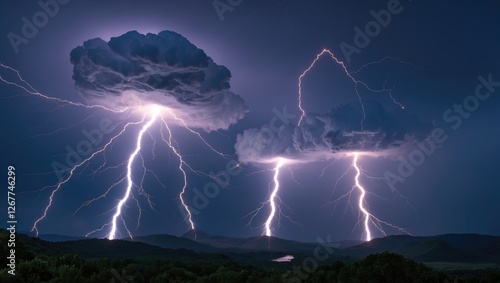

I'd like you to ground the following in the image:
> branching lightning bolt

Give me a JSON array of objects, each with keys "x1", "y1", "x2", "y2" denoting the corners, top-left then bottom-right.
[
  {"x1": 265, "y1": 158, "x2": 285, "y2": 237},
  {"x1": 294, "y1": 50, "x2": 417, "y2": 240},
  {"x1": 31, "y1": 119, "x2": 143, "y2": 236},
  {"x1": 167, "y1": 109, "x2": 229, "y2": 159},
  {"x1": 159, "y1": 116, "x2": 196, "y2": 231},
  {"x1": 108, "y1": 107, "x2": 160, "y2": 240},
  {"x1": 0, "y1": 63, "x2": 128, "y2": 113},
  {"x1": 328, "y1": 152, "x2": 410, "y2": 241},
  {"x1": 297, "y1": 49, "x2": 406, "y2": 127},
  {"x1": 244, "y1": 159, "x2": 302, "y2": 237},
  {"x1": 78, "y1": 109, "x2": 204, "y2": 239},
  {"x1": 352, "y1": 153, "x2": 372, "y2": 241}
]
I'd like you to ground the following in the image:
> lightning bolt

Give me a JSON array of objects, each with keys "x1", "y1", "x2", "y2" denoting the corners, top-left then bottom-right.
[
  {"x1": 297, "y1": 49, "x2": 405, "y2": 127},
  {"x1": 159, "y1": 116, "x2": 196, "y2": 231},
  {"x1": 293, "y1": 50, "x2": 417, "y2": 241},
  {"x1": 244, "y1": 159, "x2": 302, "y2": 238},
  {"x1": 328, "y1": 152, "x2": 410, "y2": 241},
  {"x1": 31, "y1": 118, "x2": 143, "y2": 236},
  {"x1": 108, "y1": 107, "x2": 160, "y2": 240},
  {"x1": 166, "y1": 109, "x2": 230, "y2": 159},
  {"x1": 0, "y1": 63, "x2": 128, "y2": 113},
  {"x1": 352, "y1": 152, "x2": 372, "y2": 241},
  {"x1": 265, "y1": 158, "x2": 285, "y2": 237},
  {"x1": 3, "y1": 63, "x2": 142, "y2": 238},
  {"x1": 75, "y1": 108, "x2": 200, "y2": 239}
]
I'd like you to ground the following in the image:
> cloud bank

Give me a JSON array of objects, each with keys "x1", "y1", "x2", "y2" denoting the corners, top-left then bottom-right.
[
  {"x1": 235, "y1": 100, "x2": 432, "y2": 163},
  {"x1": 70, "y1": 30, "x2": 247, "y2": 131}
]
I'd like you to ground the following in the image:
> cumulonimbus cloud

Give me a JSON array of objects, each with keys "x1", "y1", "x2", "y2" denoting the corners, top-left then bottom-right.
[
  {"x1": 70, "y1": 30, "x2": 247, "y2": 131},
  {"x1": 235, "y1": 100, "x2": 433, "y2": 164}
]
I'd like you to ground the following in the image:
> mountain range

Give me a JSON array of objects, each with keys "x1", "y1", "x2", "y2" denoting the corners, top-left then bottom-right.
[{"x1": 12, "y1": 229, "x2": 500, "y2": 264}]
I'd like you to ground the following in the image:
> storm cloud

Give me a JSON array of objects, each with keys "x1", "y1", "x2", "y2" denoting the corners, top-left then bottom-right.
[
  {"x1": 70, "y1": 30, "x2": 247, "y2": 131},
  {"x1": 235, "y1": 100, "x2": 433, "y2": 163}
]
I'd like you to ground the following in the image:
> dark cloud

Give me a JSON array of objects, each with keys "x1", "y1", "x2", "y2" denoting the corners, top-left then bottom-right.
[
  {"x1": 235, "y1": 100, "x2": 433, "y2": 163},
  {"x1": 70, "y1": 30, "x2": 247, "y2": 131},
  {"x1": 235, "y1": 123, "x2": 296, "y2": 164},
  {"x1": 295, "y1": 100, "x2": 433, "y2": 154}
]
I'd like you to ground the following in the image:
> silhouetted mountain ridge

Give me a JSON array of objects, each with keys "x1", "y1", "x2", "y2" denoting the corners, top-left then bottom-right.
[
  {"x1": 345, "y1": 234, "x2": 500, "y2": 262},
  {"x1": 182, "y1": 229, "x2": 322, "y2": 252},
  {"x1": 124, "y1": 233, "x2": 216, "y2": 253},
  {"x1": 5, "y1": 229, "x2": 499, "y2": 263}
]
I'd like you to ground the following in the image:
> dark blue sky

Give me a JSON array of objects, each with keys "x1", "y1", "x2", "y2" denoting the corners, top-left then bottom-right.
[{"x1": 1, "y1": 0, "x2": 499, "y2": 242}]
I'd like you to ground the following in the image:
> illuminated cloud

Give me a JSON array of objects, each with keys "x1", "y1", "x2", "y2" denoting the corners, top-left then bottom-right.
[
  {"x1": 235, "y1": 100, "x2": 432, "y2": 163},
  {"x1": 70, "y1": 30, "x2": 247, "y2": 131},
  {"x1": 295, "y1": 100, "x2": 432, "y2": 154},
  {"x1": 235, "y1": 123, "x2": 296, "y2": 164}
]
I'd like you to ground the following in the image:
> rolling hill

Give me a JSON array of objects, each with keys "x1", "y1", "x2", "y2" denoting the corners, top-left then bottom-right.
[
  {"x1": 181, "y1": 229, "x2": 323, "y2": 253},
  {"x1": 344, "y1": 234, "x2": 500, "y2": 262},
  {"x1": 6, "y1": 229, "x2": 500, "y2": 264}
]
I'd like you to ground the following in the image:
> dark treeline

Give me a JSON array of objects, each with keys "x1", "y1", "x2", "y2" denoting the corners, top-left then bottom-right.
[{"x1": 2, "y1": 251, "x2": 500, "y2": 282}]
